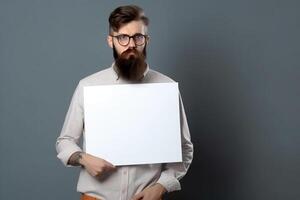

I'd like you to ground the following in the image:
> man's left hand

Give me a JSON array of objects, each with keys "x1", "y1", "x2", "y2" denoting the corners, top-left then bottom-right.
[{"x1": 131, "y1": 183, "x2": 167, "y2": 200}]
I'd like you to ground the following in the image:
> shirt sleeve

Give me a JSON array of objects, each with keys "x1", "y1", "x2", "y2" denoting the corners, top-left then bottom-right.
[
  {"x1": 55, "y1": 81, "x2": 84, "y2": 167},
  {"x1": 156, "y1": 91, "x2": 194, "y2": 192}
]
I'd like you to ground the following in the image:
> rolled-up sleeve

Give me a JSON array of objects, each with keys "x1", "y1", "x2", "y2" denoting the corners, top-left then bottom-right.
[
  {"x1": 157, "y1": 91, "x2": 194, "y2": 192},
  {"x1": 55, "y1": 81, "x2": 84, "y2": 167}
]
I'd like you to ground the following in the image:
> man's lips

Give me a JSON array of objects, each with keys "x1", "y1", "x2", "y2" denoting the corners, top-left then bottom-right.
[{"x1": 123, "y1": 51, "x2": 138, "y2": 59}]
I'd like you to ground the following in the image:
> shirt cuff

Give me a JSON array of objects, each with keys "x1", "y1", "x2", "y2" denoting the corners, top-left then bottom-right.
[
  {"x1": 156, "y1": 172, "x2": 181, "y2": 193},
  {"x1": 56, "y1": 145, "x2": 82, "y2": 167}
]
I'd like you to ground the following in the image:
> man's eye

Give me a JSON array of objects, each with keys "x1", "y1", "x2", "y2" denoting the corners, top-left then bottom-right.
[
  {"x1": 134, "y1": 34, "x2": 144, "y2": 40},
  {"x1": 118, "y1": 35, "x2": 128, "y2": 41}
]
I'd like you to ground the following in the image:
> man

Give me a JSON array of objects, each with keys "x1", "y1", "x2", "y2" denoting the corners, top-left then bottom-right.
[{"x1": 56, "y1": 5, "x2": 193, "y2": 200}]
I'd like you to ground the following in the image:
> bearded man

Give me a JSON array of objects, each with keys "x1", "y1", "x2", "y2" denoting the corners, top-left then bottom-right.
[{"x1": 56, "y1": 5, "x2": 193, "y2": 200}]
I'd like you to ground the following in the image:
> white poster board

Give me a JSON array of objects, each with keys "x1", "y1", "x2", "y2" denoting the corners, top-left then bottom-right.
[{"x1": 83, "y1": 82, "x2": 182, "y2": 166}]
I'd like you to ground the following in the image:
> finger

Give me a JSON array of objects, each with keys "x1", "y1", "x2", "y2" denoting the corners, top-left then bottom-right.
[
  {"x1": 131, "y1": 192, "x2": 144, "y2": 200},
  {"x1": 95, "y1": 173, "x2": 101, "y2": 177},
  {"x1": 104, "y1": 160, "x2": 116, "y2": 169},
  {"x1": 95, "y1": 171, "x2": 101, "y2": 177}
]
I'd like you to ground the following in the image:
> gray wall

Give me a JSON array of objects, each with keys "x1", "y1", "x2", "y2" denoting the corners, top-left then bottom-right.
[{"x1": 0, "y1": 0, "x2": 299, "y2": 200}]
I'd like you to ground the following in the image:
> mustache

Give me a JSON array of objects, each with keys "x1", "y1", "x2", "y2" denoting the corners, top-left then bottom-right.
[
  {"x1": 121, "y1": 48, "x2": 141, "y2": 60},
  {"x1": 113, "y1": 44, "x2": 147, "y2": 60}
]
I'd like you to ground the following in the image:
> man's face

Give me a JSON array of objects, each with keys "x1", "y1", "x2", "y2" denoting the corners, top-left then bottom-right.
[
  {"x1": 108, "y1": 20, "x2": 147, "y2": 55},
  {"x1": 107, "y1": 20, "x2": 149, "y2": 81}
]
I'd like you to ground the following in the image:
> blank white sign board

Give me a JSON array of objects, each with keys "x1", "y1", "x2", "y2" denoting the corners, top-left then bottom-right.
[{"x1": 83, "y1": 82, "x2": 182, "y2": 166}]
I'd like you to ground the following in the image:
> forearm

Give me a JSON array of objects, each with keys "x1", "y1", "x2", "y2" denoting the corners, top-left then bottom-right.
[
  {"x1": 157, "y1": 91, "x2": 194, "y2": 192},
  {"x1": 56, "y1": 82, "x2": 84, "y2": 167},
  {"x1": 67, "y1": 151, "x2": 84, "y2": 166}
]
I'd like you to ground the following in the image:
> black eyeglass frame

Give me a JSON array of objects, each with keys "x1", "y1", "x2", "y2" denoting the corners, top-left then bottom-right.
[{"x1": 110, "y1": 33, "x2": 149, "y2": 46}]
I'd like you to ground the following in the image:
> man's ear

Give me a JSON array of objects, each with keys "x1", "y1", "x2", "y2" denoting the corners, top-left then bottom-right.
[{"x1": 107, "y1": 35, "x2": 113, "y2": 48}]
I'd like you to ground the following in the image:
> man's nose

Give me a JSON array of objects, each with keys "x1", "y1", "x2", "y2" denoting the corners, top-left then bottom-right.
[{"x1": 128, "y1": 37, "x2": 136, "y2": 48}]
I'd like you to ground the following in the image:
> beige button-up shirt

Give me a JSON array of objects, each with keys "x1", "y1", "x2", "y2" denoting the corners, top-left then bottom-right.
[{"x1": 56, "y1": 62, "x2": 193, "y2": 200}]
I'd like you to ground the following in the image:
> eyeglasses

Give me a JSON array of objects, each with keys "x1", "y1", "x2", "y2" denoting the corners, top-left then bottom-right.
[{"x1": 110, "y1": 33, "x2": 149, "y2": 46}]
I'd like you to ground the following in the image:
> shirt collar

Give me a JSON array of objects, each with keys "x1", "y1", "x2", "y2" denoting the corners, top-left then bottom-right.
[{"x1": 111, "y1": 61, "x2": 150, "y2": 81}]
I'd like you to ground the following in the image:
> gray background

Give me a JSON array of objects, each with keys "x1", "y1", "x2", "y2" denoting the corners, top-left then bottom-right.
[{"x1": 0, "y1": 0, "x2": 299, "y2": 200}]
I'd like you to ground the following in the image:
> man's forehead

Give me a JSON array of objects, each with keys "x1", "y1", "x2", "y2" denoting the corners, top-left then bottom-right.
[{"x1": 115, "y1": 20, "x2": 147, "y2": 35}]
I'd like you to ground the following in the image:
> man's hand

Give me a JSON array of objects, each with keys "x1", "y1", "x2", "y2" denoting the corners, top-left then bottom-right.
[
  {"x1": 79, "y1": 153, "x2": 116, "y2": 178},
  {"x1": 131, "y1": 183, "x2": 167, "y2": 200}
]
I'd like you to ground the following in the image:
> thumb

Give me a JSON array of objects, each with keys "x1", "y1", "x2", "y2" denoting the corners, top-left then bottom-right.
[{"x1": 131, "y1": 191, "x2": 144, "y2": 200}]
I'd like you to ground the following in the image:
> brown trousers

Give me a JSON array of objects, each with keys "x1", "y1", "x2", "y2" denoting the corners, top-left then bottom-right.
[{"x1": 81, "y1": 193, "x2": 101, "y2": 200}]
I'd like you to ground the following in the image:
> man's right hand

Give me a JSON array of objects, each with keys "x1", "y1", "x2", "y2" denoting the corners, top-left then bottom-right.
[{"x1": 79, "y1": 153, "x2": 116, "y2": 178}]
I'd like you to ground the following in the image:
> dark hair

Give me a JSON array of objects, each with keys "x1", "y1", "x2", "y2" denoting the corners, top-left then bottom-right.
[{"x1": 108, "y1": 5, "x2": 149, "y2": 34}]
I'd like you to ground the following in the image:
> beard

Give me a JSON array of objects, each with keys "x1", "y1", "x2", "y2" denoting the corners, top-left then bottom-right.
[{"x1": 113, "y1": 44, "x2": 147, "y2": 82}]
